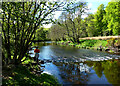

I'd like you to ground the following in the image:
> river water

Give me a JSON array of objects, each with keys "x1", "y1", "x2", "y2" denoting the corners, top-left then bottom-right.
[{"x1": 29, "y1": 42, "x2": 120, "y2": 85}]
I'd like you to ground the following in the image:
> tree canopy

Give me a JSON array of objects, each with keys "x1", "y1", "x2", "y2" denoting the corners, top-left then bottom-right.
[
  {"x1": 49, "y1": 0, "x2": 120, "y2": 42},
  {"x1": 2, "y1": 1, "x2": 78, "y2": 65}
]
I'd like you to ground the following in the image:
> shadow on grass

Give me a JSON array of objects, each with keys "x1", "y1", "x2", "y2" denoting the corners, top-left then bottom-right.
[{"x1": 2, "y1": 64, "x2": 60, "y2": 86}]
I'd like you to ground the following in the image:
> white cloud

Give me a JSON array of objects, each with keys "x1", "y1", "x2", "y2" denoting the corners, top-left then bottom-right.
[
  {"x1": 86, "y1": 2, "x2": 98, "y2": 14},
  {"x1": 88, "y1": 3, "x2": 92, "y2": 9}
]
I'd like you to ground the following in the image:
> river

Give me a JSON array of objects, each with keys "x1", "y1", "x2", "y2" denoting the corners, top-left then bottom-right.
[{"x1": 29, "y1": 42, "x2": 120, "y2": 85}]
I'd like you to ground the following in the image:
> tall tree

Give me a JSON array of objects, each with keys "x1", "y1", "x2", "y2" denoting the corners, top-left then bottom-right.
[
  {"x1": 94, "y1": 4, "x2": 105, "y2": 36},
  {"x1": 104, "y1": 0, "x2": 120, "y2": 35},
  {"x1": 56, "y1": 1, "x2": 88, "y2": 43}
]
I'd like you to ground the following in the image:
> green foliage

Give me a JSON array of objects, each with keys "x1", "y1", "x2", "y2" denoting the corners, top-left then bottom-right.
[
  {"x1": 94, "y1": 40, "x2": 107, "y2": 48},
  {"x1": 49, "y1": 1, "x2": 88, "y2": 43},
  {"x1": 85, "y1": 14, "x2": 96, "y2": 37},
  {"x1": 94, "y1": 4, "x2": 105, "y2": 36},
  {"x1": 2, "y1": 1, "x2": 75, "y2": 65},
  {"x1": 79, "y1": 40, "x2": 98, "y2": 47},
  {"x1": 49, "y1": 0, "x2": 120, "y2": 42},
  {"x1": 22, "y1": 57, "x2": 34, "y2": 64},
  {"x1": 104, "y1": 1, "x2": 120, "y2": 35},
  {"x1": 57, "y1": 39, "x2": 109, "y2": 49},
  {"x1": 35, "y1": 27, "x2": 50, "y2": 41}
]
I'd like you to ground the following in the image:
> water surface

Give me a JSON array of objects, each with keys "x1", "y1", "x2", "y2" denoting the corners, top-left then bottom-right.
[{"x1": 30, "y1": 43, "x2": 120, "y2": 85}]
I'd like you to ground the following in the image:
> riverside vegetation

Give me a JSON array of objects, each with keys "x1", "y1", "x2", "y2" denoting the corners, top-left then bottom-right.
[
  {"x1": 2, "y1": 1, "x2": 79, "y2": 85},
  {"x1": 2, "y1": 58, "x2": 59, "y2": 85},
  {"x1": 47, "y1": 0, "x2": 120, "y2": 54},
  {"x1": 2, "y1": 0, "x2": 120, "y2": 85},
  {"x1": 55, "y1": 38, "x2": 120, "y2": 54}
]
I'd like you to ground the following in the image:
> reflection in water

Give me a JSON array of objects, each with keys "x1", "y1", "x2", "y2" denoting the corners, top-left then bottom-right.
[
  {"x1": 30, "y1": 43, "x2": 120, "y2": 85},
  {"x1": 50, "y1": 60, "x2": 120, "y2": 85},
  {"x1": 53, "y1": 62, "x2": 90, "y2": 84},
  {"x1": 86, "y1": 60, "x2": 120, "y2": 85}
]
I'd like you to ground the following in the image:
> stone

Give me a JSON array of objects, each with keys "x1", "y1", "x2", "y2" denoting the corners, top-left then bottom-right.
[
  {"x1": 105, "y1": 49, "x2": 110, "y2": 51},
  {"x1": 40, "y1": 60, "x2": 44, "y2": 64}
]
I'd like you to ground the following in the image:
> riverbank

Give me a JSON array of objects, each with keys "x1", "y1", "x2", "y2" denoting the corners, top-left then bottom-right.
[
  {"x1": 55, "y1": 39, "x2": 120, "y2": 54},
  {"x1": 27, "y1": 43, "x2": 120, "y2": 85},
  {"x1": 2, "y1": 58, "x2": 59, "y2": 85}
]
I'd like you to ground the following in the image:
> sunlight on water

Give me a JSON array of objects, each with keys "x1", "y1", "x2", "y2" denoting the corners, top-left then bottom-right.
[{"x1": 29, "y1": 44, "x2": 120, "y2": 85}]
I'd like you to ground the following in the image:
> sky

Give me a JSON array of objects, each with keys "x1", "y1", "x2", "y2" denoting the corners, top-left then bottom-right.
[
  {"x1": 43, "y1": 0, "x2": 111, "y2": 28},
  {"x1": 86, "y1": 0, "x2": 111, "y2": 13}
]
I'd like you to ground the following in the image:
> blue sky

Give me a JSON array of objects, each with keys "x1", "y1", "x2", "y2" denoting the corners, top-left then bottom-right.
[
  {"x1": 80, "y1": 0, "x2": 111, "y2": 18},
  {"x1": 86, "y1": 0, "x2": 111, "y2": 13},
  {"x1": 44, "y1": 0, "x2": 111, "y2": 28}
]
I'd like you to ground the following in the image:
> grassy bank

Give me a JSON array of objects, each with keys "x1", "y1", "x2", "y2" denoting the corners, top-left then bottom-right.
[
  {"x1": 78, "y1": 40, "x2": 107, "y2": 49},
  {"x1": 56, "y1": 40, "x2": 107, "y2": 49},
  {"x1": 2, "y1": 58, "x2": 59, "y2": 86},
  {"x1": 56, "y1": 39, "x2": 120, "y2": 53}
]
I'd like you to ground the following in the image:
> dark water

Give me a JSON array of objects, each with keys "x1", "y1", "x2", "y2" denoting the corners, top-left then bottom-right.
[{"x1": 29, "y1": 42, "x2": 120, "y2": 85}]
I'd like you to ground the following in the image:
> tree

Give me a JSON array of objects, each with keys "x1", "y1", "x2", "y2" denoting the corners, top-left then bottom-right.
[
  {"x1": 34, "y1": 27, "x2": 50, "y2": 41},
  {"x1": 54, "y1": 1, "x2": 88, "y2": 43},
  {"x1": 84, "y1": 14, "x2": 97, "y2": 37},
  {"x1": 2, "y1": 1, "x2": 73, "y2": 65},
  {"x1": 94, "y1": 4, "x2": 105, "y2": 36},
  {"x1": 49, "y1": 24, "x2": 66, "y2": 41},
  {"x1": 104, "y1": 0, "x2": 120, "y2": 35}
]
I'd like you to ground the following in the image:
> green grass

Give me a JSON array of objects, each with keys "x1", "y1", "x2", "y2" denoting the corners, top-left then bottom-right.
[
  {"x1": 2, "y1": 65, "x2": 60, "y2": 86},
  {"x1": 57, "y1": 39, "x2": 108, "y2": 49},
  {"x1": 93, "y1": 40, "x2": 107, "y2": 48},
  {"x1": 78, "y1": 40, "x2": 108, "y2": 50}
]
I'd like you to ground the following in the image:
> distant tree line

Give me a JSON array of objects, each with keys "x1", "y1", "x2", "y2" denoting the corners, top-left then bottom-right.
[{"x1": 49, "y1": 0, "x2": 120, "y2": 43}]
